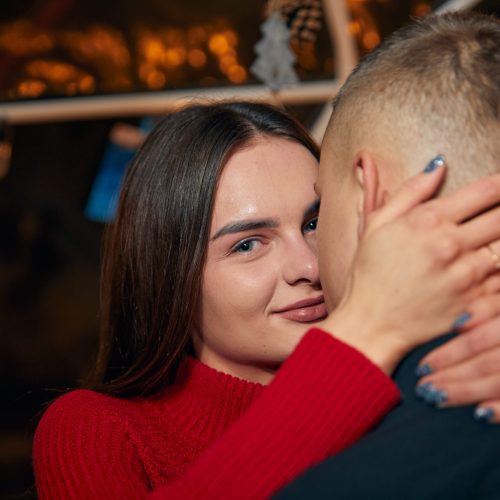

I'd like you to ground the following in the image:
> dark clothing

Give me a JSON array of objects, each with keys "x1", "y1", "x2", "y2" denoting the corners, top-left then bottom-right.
[{"x1": 277, "y1": 335, "x2": 500, "y2": 500}]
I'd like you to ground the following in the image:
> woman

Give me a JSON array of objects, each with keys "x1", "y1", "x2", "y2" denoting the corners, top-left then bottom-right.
[{"x1": 34, "y1": 102, "x2": 500, "y2": 499}]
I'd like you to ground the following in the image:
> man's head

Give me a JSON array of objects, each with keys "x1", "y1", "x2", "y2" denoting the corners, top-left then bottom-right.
[{"x1": 317, "y1": 11, "x2": 500, "y2": 308}]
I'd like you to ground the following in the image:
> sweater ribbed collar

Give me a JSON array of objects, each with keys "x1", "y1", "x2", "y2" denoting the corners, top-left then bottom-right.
[{"x1": 152, "y1": 357, "x2": 265, "y2": 443}]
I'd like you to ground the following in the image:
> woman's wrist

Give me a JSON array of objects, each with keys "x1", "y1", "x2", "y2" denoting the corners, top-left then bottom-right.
[{"x1": 319, "y1": 309, "x2": 410, "y2": 375}]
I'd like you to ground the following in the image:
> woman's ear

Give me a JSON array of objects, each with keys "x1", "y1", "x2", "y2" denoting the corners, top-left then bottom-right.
[{"x1": 353, "y1": 151, "x2": 382, "y2": 237}]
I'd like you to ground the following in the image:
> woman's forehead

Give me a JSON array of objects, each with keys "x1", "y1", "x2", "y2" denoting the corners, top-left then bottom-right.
[{"x1": 211, "y1": 138, "x2": 318, "y2": 225}]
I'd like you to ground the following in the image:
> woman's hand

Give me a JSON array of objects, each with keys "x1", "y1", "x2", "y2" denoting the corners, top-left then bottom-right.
[
  {"x1": 320, "y1": 157, "x2": 500, "y2": 375},
  {"x1": 414, "y1": 285, "x2": 500, "y2": 423}
]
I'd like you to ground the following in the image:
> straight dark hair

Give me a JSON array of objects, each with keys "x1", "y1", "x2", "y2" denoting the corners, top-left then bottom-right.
[{"x1": 89, "y1": 101, "x2": 319, "y2": 398}]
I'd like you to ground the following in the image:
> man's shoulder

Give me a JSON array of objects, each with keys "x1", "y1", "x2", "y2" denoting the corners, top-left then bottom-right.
[{"x1": 277, "y1": 395, "x2": 500, "y2": 499}]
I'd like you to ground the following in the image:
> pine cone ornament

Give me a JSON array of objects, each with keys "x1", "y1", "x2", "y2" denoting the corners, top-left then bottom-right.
[{"x1": 282, "y1": 0, "x2": 323, "y2": 45}]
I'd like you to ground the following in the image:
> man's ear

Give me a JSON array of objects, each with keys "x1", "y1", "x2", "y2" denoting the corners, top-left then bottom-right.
[{"x1": 353, "y1": 151, "x2": 383, "y2": 237}]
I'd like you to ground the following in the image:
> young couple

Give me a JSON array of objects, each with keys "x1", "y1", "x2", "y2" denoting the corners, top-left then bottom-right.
[{"x1": 34, "y1": 11, "x2": 500, "y2": 499}]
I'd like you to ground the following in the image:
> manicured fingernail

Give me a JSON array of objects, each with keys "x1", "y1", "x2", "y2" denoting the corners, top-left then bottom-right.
[
  {"x1": 429, "y1": 388, "x2": 448, "y2": 406},
  {"x1": 415, "y1": 382, "x2": 433, "y2": 399},
  {"x1": 434, "y1": 393, "x2": 449, "y2": 408},
  {"x1": 474, "y1": 407, "x2": 495, "y2": 423},
  {"x1": 452, "y1": 312, "x2": 471, "y2": 330},
  {"x1": 423, "y1": 155, "x2": 445, "y2": 173},
  {"x1": 415, "y1": 363, "x2": 433, "y2": 377},
  {"x1": 415, "y1": 382, "x2": 447, "y2": 406}
]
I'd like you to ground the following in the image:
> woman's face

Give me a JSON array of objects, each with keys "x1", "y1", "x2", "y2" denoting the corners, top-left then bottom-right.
[{"x1": 193, "y1": 136, "x2": 325, "y2": 383}]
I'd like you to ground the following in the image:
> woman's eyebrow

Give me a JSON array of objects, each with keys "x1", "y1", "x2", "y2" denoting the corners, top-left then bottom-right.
[
  {"x1": 303, "y1": 199, "x2": 320, "y2": 219},
  {"x1": 210, "y1": 219, "x2": 279, "y2": 241}
]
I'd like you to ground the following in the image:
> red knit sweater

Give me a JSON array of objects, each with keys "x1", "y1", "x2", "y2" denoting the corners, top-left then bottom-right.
[{"x1": 33, "y1": 328, "x2": 400, "y2": 499}]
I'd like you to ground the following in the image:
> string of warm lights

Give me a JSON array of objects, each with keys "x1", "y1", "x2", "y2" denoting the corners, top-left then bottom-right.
[{"x1": 0, "y1": 1, "x2": 433, "y2": 101}]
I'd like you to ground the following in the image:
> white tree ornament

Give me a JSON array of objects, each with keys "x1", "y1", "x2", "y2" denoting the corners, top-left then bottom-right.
[{"x1": 250, "y1": 12, "x2": 299, "y2": 91}]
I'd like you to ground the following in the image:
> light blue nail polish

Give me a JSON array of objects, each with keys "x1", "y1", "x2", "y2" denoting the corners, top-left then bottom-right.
[
  {"x1": 422, "y1": 384, "x2": 439, "y2": 404},
  {"x1": 423, "y1": 155, "x2": 445, "y2": 173},
  {"x1": 474, "y1": 407, "x2": 495, "y2": 423},
  {"x1": 415, "y1": 382, "x2": 447, "y2": 406},
  {"x1": 421, "y1": 385, "x2": 437, "y2": 403},
  {"x1": 432, "y1": 389, "x2": 448, "y2": 406},
  {"x1": 415, "y1": 363, "x2": 433, "y2": 377},
  {"x1": 415, "y1": 382, "x2": 433, "y2": 399},
  {"x1": 452, "y1": 312, "x2": 471, "y2": 330}
]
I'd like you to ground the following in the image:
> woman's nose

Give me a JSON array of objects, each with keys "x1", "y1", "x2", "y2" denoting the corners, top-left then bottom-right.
[{"x1": 282, "y1": 238, "x2": 320, "y2": 286}]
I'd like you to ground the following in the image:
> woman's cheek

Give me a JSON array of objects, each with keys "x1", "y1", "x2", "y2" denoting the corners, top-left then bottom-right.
[{"x1": 225, "y1": 264, "x2": 277, "y2": 318}]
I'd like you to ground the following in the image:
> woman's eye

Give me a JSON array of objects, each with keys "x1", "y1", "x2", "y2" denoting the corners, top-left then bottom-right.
[
  {"x1": 303, "y1": 217, "x2": 318, "y2": 233},
  {"x1": 233, "y1": 239, "x2": 257, "y2": 253}
]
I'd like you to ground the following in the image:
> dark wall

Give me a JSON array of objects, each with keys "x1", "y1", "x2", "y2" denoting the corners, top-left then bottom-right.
[{"x1": 1, "y1": 118, "x2": 111, "y2": 498}]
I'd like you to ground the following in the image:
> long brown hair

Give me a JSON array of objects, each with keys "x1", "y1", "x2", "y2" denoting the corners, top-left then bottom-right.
[{"x1": 90, "y1": 101, "x2": 319, "y2": 397}]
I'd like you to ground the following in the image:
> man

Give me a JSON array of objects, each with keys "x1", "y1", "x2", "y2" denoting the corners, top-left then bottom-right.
[{"x1": 277, "y1": 11, "x2": 500, "y2": 499}]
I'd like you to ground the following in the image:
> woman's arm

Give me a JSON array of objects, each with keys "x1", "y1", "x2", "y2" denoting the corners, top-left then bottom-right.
[{"x1": 150, "y1": 329, "x2": 399, "y2": 500}]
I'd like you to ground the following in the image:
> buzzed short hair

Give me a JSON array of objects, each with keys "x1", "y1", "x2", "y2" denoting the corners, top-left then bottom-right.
[{"x1": 328, "y1": 11, "x2": 500, "y2": 190}]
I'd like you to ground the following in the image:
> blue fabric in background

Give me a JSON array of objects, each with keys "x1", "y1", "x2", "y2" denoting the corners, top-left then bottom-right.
[
  {"x1": 85, "y1": 118, "x2": 154, "y2": 223},
  {"x1": 84, "y1": 143, "x2": 136, "y2": 223}
]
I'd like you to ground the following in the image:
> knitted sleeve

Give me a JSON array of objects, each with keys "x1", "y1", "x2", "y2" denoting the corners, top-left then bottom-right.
[
  {"x1": 33, "y1": 329, "x2": 400, "y2": 499},
  {"x1": 33, "y1": 391, "x2": 150, "y2": 499},
  {"x1": 151, "y1": 328, "x2": 400, "y2": 499}
]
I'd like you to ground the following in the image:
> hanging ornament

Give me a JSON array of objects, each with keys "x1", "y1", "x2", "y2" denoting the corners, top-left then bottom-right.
[
  {"x1": 250, "y1": 10, "x2": 299, "y2": 91},
  {"x1": 282, "y1": 0, "x2": 323, "y2": 46}
]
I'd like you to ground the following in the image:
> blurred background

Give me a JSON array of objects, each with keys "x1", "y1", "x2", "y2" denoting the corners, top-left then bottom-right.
[{"x1": 1, "y1": 0, "x2": 499, "y2": 497}]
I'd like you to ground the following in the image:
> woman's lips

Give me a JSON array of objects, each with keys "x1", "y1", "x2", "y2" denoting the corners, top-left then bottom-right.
[{"x1": 275, "y1": 297, "x2": 328, "y2": 323}]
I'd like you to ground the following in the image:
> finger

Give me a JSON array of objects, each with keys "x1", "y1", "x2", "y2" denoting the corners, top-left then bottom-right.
[
  {"x1": 419, "y1": 345, "x2": 500, "y2": 385},
  {"x1": 462, "y1": 293, "x2": 500, "y2": 330},
  {"x1": 366, "y1": 156, "x2": 446, "y2": 230},
  {"x1": 417, "y1": 316, "x2": 500, "y2": 372},
  {"x1": 457, "y1": 211, "x2": 500, "y2": 251},
  {"x1": 474, "y1": 402, "x2": 500, "y2": 424},
  {"x1": 416, "y1": 373, "x2": 500, "y2": 407},
  {"x1": 481, "y1": 271, "x2": 500, "y2": 294},
  {"x1": 427, "y1": 173, "x2": 500, "y2": 223},
  {"x1": 462, "y1": 272, "x2": 500, "y2": 330},
  {"x1": 445, "y1": 245, "x2": 500, "y2": 295}
]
